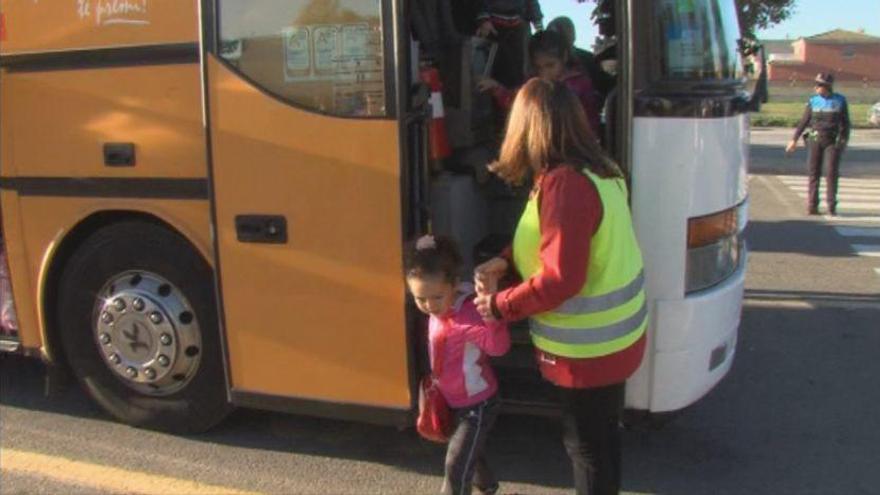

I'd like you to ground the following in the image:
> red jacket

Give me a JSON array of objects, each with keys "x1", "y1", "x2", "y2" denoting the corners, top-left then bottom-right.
[{"x1": 493, "y1": 166, "x2": 645, "y2": 388}]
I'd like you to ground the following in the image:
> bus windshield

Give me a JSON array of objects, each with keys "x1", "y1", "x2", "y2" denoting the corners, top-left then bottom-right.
[{"x1": 655, "y1": 0, "x2": 743, "y2": 81}]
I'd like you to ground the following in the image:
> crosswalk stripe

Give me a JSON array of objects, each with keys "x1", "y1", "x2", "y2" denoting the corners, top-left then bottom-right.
[
  {"x1": 834, "y1": 226, "x2": 880, "y2": 238},
  {"x1": 852, "y1": 245, "x2": 880, "y2": 257},
  {"x1": 798, "y1": 202, "x2": 880, "y2": 210},
  {"x1": 786, "y1": 186, "x2": 880, "y2": 194},
  {"x1": 776, "y1": 175, "x2": 880, "y2": 187},
  {"x1": 777, "y1": 176, "x2": 880, "y2": 187},
  {"x1": 771, "y1": 174, "x2": 880, "y2": 221},
  {"x1": 793, "y1": 192, "x2": 880, "y2": 202},
  {"x1": 875, "y1": 268, "x2": 880, "y2": 277},
  {"x1": 825, "y1": 215, "x2": 880, "y2": 223},
  {"x1": 799, "y1": 202, "x2": 880, "y2": 210}
]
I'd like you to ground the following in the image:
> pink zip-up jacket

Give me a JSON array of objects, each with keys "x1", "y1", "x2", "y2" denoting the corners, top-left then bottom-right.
[{"x1": 429, "y1": 289, "x2": 511, "y2": 409}]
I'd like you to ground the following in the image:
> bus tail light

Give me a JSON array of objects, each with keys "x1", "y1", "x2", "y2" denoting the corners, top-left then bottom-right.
[{"x1": 686, "y1": 202, "x2": 747, "y2": 294}]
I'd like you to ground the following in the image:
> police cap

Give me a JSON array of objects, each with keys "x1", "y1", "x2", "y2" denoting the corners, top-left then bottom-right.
[{"x1": 815, "y1": 73, "x2": 834, "y2": 87}]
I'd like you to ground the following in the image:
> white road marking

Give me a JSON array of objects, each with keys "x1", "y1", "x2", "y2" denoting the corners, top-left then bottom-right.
[
  {"x1": 851, "y1": 245, "x2": 880, "y2": 257},
  {"x1": 834, "y1": 227, "x2": 880, "y2": 238}
]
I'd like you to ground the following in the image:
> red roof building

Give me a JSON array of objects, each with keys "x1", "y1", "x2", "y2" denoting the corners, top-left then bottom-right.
[{"x1": 767, "y1": 29, "x2": 880, "y2": 83}]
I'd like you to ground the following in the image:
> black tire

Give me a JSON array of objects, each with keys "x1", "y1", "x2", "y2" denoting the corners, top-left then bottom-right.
[{"x1": 58, "y1": 221, "x2": 231, "y2": 433}]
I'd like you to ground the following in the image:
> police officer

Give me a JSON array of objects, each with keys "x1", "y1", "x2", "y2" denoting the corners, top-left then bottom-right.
[{"x1": 786, "y1": 73, "x2": 851, "y2": 216}]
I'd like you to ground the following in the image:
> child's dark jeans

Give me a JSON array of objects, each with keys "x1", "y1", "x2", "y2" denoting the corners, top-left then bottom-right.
[{"x1": 443, "y1": 395, "x2": 501, "y2": 495}]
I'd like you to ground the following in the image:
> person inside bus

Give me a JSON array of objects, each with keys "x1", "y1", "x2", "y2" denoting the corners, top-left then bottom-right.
[
  {"x1": 474, "y1": 0, "x2": 544, "y2": 88},
  {"x1": 477, "y1": 30, "x2": 601, "y2": 136},
  {"x1": 785, "y1": 73, "x2": 851, "y2": 216},
  {"x1": 473, "y1": 79, "x2": 646, "y2": 495},
  {"x1": 405, "y1": 235, "x2": 511, "y2": 495},
  {"x1": 545, "y1": 16, "x2": 614, "y2": 104},
  {"x1": 411, "y1": 0, "x2": 461, "y2": 63}
]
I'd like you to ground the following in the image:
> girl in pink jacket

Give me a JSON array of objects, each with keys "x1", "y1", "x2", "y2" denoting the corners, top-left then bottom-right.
[{"x1": 405, "y1": 235, "x2": 510, "y2": 495}]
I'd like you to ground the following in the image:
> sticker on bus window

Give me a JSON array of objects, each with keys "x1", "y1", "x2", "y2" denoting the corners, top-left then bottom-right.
[
  {"x1": 220, "y1": 39, "x2": 242, "y2": 62},
  {"x1": 283, "y1": 22, "x2": 382, "y2": 85},
  {"x1": 341, "y1": 24, "x2": 371, "y2": 61},
  {"x1": 313, "y1": 25, "x2": 341, "y2": 75},
  {"x1": 284, "y1": 27, "x2": 311, "y2": 81}
]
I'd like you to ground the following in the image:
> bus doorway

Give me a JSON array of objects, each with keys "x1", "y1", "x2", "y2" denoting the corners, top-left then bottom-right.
[{"x1": 406, "y1": 0, "x2": 632, "y2": 413}]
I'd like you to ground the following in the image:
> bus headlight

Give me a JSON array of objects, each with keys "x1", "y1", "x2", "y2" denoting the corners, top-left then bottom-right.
[{"x1": 686, "y1": 202, "x2": 747, "y2": 294}]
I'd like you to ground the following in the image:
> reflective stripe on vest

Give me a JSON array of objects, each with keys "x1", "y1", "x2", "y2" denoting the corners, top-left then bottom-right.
[
  {"x1": 512, "y1": 167, "x2": 646, "y2": 359},
  {"x1": 555, "y1": 269, "x2": 645, "y2": 315},
  {"x1": 530, "y1": 298, "x2": 647, "y2": 344}
]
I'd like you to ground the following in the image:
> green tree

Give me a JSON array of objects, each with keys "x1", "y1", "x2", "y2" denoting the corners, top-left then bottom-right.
[{"x1": 736, "y1": 0, "x2": 797, "y2": 39}]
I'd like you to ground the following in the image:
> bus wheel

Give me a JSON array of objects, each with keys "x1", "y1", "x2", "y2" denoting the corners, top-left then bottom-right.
[{"x1": 57, "y1": 221, "x2": 231, "y2": 433}]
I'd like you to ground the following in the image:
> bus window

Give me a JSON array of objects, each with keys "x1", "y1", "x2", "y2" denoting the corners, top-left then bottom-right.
[
  {"x1": 218, "y1": 0, "x2": 386, "y2": 117},
  {"x1": 654, "y1": 0, "x2": 742, "y2": 81}
]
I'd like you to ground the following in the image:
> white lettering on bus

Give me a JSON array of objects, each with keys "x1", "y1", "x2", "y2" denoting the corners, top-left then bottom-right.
[
  {"x1": 75, "y1": 0, "x2": 150, "y2": 27},
  {"x1": 77, "y1": 0, "x2": 91, "y2": 20}
]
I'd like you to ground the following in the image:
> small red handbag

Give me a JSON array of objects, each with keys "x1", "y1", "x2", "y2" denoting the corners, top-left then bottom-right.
[{"x1": 416, "y1": 331, "x2": 451, "y2": 443}]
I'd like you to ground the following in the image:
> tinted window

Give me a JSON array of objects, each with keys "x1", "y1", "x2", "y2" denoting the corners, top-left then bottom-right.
[
  {"x1": 655, "y1": 0, "x2": 743, "y2": 81},
  {"x1": 218, "y1": 0, "x2": 387, "y2": 117}
]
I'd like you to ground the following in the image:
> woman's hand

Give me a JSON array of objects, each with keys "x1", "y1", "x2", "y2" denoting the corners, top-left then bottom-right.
[
  {"x1": 474, "y1": 257, "x2": 508, "y2": 296},
  {"x1": 476, "y1": 20, "x2": 497, "y2": 38},
  {"x1": 474, "y1": 294, "x2": 497, "y2": 322},
  {"x1": 785, "y1": 140, "x2": 797, "y2": 154},
  {"x1": 477, "y1": 77, "x2": 500, "y2": 93}
]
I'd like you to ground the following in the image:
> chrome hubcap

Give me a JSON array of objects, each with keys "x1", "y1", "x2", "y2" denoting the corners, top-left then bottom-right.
[{"x1": 94, "y1": 271, "x2": 201, "y2": 396}]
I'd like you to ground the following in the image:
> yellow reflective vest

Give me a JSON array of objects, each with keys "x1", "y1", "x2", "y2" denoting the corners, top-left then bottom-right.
[{"x1": 512, "y1": 168, "x2": 647, "y2": 358}]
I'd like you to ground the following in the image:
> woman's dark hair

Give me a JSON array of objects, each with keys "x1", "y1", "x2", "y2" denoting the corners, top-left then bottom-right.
[
  {"x1": 404, "y1": 235, "x2": 462, "y2": 284},
  {"x1": 492, "y1": 78, "x2": 622, "y2": 186},
  {"x1": 528, "y1": 30, "x2": 570, "y2": 65}
]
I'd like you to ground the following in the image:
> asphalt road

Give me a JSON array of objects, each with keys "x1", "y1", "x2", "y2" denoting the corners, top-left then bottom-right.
[{"x1": 2, "y1": 129, "x2": 879, "y2": 494}]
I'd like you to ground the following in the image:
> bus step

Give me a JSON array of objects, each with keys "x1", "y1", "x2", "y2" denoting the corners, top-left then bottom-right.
[
  {"x1": 508, "y1": 320, "x2": 531, "y2": 345},
  {"x1": 497, "y1": 366, "x2": 560, "y2": 409},
  {"x1": 492, "y1": 341, "x2": 536, "y2": 370},
  {"x1": 0, "y1": 337, "x2": 21, "y2": 353}
]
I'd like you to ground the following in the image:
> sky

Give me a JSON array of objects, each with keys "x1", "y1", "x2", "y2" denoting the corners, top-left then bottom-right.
[{"x1": 539, "y1": 0, "x2": 880, "y2": 49}]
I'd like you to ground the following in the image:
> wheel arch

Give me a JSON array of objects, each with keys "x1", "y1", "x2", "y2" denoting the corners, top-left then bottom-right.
[{"x1": 40, "y1": 209, "x2": 214, "y2": 366}]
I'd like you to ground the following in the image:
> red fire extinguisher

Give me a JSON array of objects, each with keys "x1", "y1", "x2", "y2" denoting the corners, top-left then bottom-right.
[{"x1": 419, "y1": 65, "x2": 452, "y2": 161}]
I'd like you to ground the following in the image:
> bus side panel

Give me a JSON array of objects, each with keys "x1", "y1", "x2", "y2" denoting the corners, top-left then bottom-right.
[
  {"x1": 3, "y1": 65, "x2": 206, "y2": 179},
  {"x1": 0, "y1": 63, "x2": 210, "y2": 357},
  {"x1": 0, "y1": 0, "x2": 198, "y2": 55}
]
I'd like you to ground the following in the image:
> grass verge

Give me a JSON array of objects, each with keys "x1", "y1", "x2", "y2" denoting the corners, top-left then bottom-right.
[{"x1": 752, "y1": 102, "x2": 876, "y2": 129}]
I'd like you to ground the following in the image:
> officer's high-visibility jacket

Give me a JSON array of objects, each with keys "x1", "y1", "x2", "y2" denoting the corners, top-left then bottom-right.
[{"x1": 512, "y1": 168, "x2": 646, "y2": 359}]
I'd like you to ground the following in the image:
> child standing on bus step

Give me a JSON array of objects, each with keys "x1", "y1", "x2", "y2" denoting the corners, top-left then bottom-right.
[
  {"x1": 477, "y1": 30, "x2": 601, "y2": 136},
  {"x1": 405, "y1": 235, "x2": 511, "y2": 495}
]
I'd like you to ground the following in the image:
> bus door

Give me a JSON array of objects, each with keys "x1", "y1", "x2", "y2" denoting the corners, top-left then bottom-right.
[{"x1": 201, "y1": 0, "x2": 412, "y2": 418}]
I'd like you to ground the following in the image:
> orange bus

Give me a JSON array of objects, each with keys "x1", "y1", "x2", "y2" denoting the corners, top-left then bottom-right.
[{"x1": 0, "y1": 0, "x2": 766, "y2": 433}]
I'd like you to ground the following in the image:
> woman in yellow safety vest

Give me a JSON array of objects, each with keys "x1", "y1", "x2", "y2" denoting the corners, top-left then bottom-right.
[{"x1": 474, "y1": 78, "x2": 646, "y2": 495}]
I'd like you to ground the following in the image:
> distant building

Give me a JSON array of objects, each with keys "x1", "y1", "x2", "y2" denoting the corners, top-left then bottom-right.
[{"x1": 766, "y1": 29, "x2": 880, "y2": 83}]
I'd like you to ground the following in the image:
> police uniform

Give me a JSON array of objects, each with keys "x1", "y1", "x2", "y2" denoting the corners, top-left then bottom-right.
[{"x1": 793, "y1": 73, "x2": 851, "y2": 215}]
